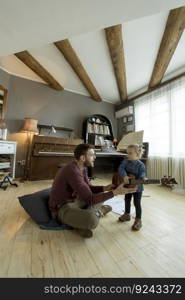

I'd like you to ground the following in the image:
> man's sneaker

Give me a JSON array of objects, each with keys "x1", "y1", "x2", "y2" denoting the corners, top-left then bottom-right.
[
  {"x1": 100, "y1": 205, "x2": 112, "y2": 216},
  {"x1": 118, "y1": 213, "x2": 131, "y2": 222},
  {"x1": 77, "y1": 229, "x2": 93, "y2": 238},
  {"x1": 132, "y1": 218, "x2": 142, "y2": 231}
]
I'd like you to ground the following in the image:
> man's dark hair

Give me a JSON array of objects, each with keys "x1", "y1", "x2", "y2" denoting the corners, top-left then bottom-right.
[{"x1": 74, "y1": 143, "x2": 94, "y2": 160}]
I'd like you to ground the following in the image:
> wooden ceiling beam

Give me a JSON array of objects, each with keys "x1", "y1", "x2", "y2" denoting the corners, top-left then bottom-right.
[
  {"x1": 105, "y1": 24, "x2": 127, "y2": 102},
  {"x1": 54, "y1": 40, "x2": 102, "y2": 102},
  {"x1": 15, "y1": 51, "x2": 63, "y2": 90},
  {"x1": 149, "y1": 6, "x2": 185, "y2": 89}
]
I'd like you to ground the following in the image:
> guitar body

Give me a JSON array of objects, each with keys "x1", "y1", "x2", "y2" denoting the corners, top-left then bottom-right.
[
  {"x1": 161, "y1": 176, "x2": 178, "y2": 189},
  {"x1": 112, "y1": 172, "x2": 124, "y2": 188}
]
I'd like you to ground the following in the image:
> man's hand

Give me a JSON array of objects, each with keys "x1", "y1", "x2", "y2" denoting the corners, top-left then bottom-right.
[
  {"x1": 103, "y1": 184, "x2": 116, "y2": 192},
  {"x1": 128, "y1": 174, "x2": 136, "y2": 179},
  {"x1": 113, "y1": 183, "x2": 138, "y2": 196},
  {"x1": 123, "y1": 176, "x2": 130, "y2": 185}
]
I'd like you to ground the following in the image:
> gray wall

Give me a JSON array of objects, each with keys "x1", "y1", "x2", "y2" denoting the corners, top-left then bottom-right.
[
  {"x1": 0, "y1": 68, "x2": 10, "y2": 90},
  {"x1": 7, "y1": 75, "x2": 117, "y2": 137},
  {"x1": 1, "y1": 68, "x2": 117, "y2": 177}
]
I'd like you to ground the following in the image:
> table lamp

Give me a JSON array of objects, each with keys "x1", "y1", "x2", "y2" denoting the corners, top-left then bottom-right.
[{"x1": 20, "y1": 118, "x2": 39, "y2": 179}]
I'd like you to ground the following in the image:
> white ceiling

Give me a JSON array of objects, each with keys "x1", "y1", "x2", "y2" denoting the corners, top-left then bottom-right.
[
  {"x1": 1, "y1": 0, "x2": 185, "y2": 104},
  {"x1": 0, "y1": 0, "x2": 184, "y2": 56},
  {"x1": 123, "y1": 12, "x2": 168, "y2": 95}
]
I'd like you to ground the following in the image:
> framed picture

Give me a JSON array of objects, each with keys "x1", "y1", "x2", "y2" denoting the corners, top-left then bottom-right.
[
  {"x1": 123, "y1": 116, "x2": 127, "y2": 123},
  {"x1": 127, "y1": 115, "x2": 133, "y2": 122},
  {"x1": 126, "y1": 124, "x2": 134, "y2": 132}
]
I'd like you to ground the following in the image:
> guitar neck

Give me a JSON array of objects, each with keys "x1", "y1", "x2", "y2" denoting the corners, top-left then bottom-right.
[{"x1": 129, "y1": 178, "x2": 160, "y2": 185}]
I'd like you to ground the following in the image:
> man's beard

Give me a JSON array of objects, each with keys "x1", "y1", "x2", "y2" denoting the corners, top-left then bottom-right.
[{"x1": 84, "y1": 161, "x2": 94, "y2": 167}]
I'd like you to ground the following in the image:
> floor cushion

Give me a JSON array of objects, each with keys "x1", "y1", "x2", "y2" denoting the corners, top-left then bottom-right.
[{"x1": 18, "y1": 188, "x2": 72, "y2": 230}]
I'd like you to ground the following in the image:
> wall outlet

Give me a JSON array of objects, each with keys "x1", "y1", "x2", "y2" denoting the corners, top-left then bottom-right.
[{"x1": 18, "y1": 160, "x2": 26, "y2": 166}]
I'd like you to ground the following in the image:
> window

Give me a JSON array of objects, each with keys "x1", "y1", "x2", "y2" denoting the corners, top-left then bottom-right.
[{"x1": 135, "y1": 78, "x2": 185, "y2": 158}]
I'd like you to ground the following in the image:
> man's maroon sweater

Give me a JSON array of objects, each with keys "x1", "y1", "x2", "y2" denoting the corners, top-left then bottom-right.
[{"x1": 49, "y1": 161, "x2": 114, "y2": 212}]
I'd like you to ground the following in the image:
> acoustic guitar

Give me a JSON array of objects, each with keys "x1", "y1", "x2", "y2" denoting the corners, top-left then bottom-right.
[{"x1": 112, "y1": 173, "x2": 177, "y2": 189}]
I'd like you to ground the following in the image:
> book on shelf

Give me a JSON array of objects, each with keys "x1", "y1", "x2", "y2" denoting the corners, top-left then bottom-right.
[
  {"x1": 87, "y1": 124, "x2": 111, "y2": 135},
  {"x1": 0, "y1": 162, "x2": 10, "y2": 169}
]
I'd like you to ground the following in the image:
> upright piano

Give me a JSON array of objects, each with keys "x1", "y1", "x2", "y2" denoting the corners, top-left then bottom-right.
[
  {"x1": 28, "y1": 135, "x2": 83, "y2": 180},
  {"x1": 28, "y1": 135, "x2": 130, "y2": 181}
]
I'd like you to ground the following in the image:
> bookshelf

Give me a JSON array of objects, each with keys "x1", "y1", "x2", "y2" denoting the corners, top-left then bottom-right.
[{"x1": 82, "y1": 114, "x2": 114, "y2": 147}]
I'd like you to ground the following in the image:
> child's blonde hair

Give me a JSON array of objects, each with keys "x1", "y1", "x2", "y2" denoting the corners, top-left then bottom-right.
[{"x1": 127, "y1": 144, "x2": 144, "y2": 159}]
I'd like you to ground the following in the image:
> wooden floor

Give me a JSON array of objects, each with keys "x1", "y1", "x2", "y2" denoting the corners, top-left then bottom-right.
[{"x1": 0, "y1": 174, "x2": 185, "y2": 278}]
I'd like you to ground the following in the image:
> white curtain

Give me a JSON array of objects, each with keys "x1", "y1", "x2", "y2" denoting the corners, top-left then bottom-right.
[{"x1": 135, "y1": 77, "x2": 185, "y2": 191}]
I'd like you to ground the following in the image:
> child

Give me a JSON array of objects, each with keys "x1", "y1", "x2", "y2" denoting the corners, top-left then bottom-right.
[{"x1": 118, "y1": 144, "x2": 146, "y2": 231}]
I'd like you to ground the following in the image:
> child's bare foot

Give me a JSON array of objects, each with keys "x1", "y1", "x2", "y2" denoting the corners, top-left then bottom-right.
[
  {"x1": 132, "y1": 218, "x2": 142, "y2": 231},
  {"x1": 118, "y1": 213, "x2": 131, "y2": 222}
]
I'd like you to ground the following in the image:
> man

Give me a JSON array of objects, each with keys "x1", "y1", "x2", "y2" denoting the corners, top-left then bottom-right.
[{"x1": 49, "y1": 144, "x2": 137, "y2": 238}]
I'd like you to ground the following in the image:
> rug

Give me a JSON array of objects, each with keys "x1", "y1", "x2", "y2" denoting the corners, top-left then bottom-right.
[{"x1": 105, "y1": 195, "x2": 135, "y2": 215}]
